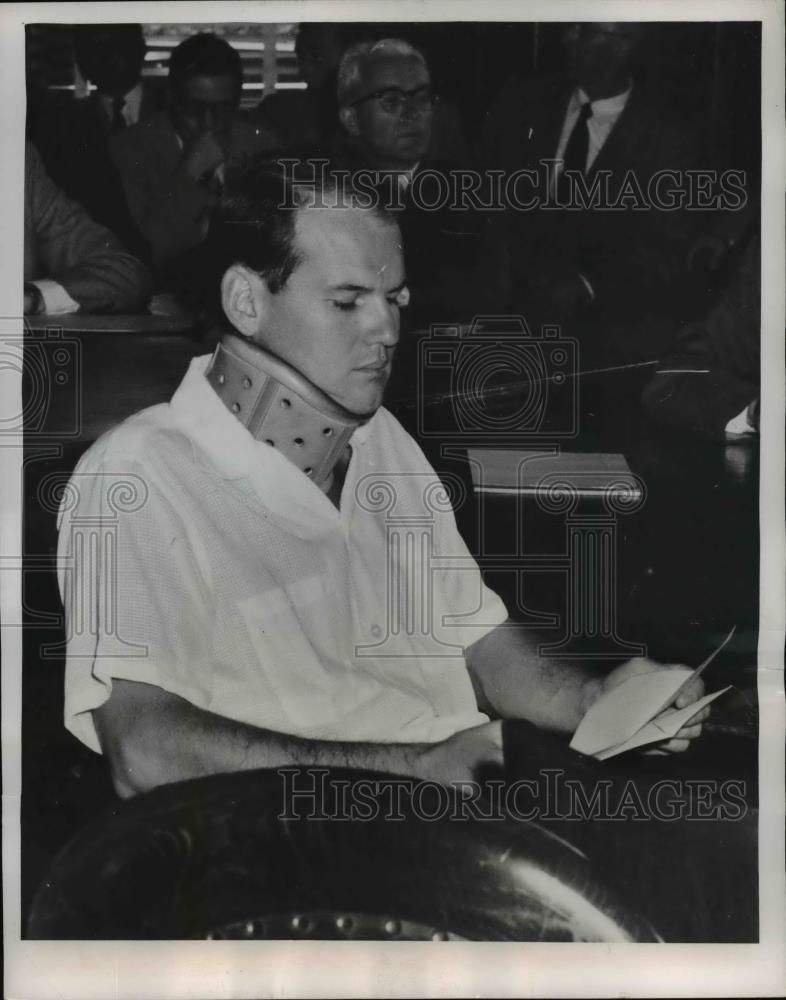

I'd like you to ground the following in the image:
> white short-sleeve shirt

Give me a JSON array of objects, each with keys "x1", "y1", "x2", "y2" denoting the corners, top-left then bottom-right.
[{"x1": 59, "y1": 356, "x2": 508, "y2": 753}]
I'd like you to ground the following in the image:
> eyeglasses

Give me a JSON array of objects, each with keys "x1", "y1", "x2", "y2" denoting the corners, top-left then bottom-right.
[{"x1": 352, "y1": 86, "x2": 436, "y2": 116}]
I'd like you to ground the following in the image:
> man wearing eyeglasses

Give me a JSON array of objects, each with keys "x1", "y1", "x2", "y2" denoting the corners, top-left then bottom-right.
[
  {"x1": 337, "y1": 38, "x2": 435, "y2": 178},
  {"x1": 334, "y1": 38, "x2": 484, "y2": 326}
]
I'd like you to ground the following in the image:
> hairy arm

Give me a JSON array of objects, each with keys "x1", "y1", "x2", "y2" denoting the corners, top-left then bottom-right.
[
  {"x1": 466, "y1": 622, "x2": 603, "y2": 733},
  {"x1": 94, "y1": 679, "x2": 504, "y2": 798},
  {"x1": 466, "y1": 621, "x2": 709, "y2": 751}
]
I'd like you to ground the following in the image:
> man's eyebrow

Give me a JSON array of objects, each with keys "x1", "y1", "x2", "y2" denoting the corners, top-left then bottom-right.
[
  {"x1": 327, "y1": 279, "x2": 408, "y2": 294},
  {"x1": 327, "y1": 283, "x2": 374, "y2": 293}
]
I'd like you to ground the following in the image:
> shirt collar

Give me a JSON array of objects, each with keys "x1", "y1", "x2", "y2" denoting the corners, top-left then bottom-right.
[
  {"x1": 98, "y1": 81, "x2": 143, "y2": 126},
  {"x1": 398, "y1": 162, "x2": 420, "y2": 190}
]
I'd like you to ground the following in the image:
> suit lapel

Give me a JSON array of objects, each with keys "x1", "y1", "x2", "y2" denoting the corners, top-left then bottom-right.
[{"x1": 588, "y1": 89, "x2": 648, "y2": 175}]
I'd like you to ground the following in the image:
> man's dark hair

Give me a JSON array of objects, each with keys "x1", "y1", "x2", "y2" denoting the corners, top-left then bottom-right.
[
  {"x1": 201, "y1": 156, "x2": 396, "y2": 320},
  {"x1": 168, "y1": 32, "x2": 243, "y2": 97},
  {"x1": 72, "y1": 24, "x2": 146, "y2": 91},
  {"x1": 73, "y1": 23, "x2": 145, "y2": 61}
]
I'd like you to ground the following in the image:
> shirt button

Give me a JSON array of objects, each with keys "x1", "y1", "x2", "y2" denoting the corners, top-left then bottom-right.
[{"x1": 370, "y1": 624, "x2": 382, "y2": 638}]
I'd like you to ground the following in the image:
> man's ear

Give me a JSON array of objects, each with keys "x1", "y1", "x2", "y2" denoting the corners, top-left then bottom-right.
[
  {"x1": 221, "y1": 264, "x2": 270, "y2": 339},
  {"x1": 339, "y1": 105, "x2": 361, "y2": 137}
]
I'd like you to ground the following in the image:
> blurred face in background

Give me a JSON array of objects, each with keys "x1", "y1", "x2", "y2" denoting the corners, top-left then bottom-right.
[
  {"x1": 170, "y1": 74, "x2": 239, "y2": 153},
  {"x1": 562, "y1": 22, "x2": 645, "y2": 99},
  {"x1": 340, "y1": 54, "x2": 434, "y2": 170}
]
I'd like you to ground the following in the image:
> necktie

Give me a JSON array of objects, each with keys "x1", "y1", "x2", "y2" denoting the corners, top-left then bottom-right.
[
  {"x1": 111, "y1": 96, "x2": 127, "y2": 132},
  {"x1": 558, "y1": 101, "x2": 592, "y2": 200}
]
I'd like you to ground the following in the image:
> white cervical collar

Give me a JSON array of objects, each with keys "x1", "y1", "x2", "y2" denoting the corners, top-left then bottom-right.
[{"x1": 206, "y1": 332, "x2": 367, "y2": 489}]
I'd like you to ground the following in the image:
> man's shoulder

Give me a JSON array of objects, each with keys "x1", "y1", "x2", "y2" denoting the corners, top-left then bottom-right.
[
  {"x1": 60, "y1": 405, "x2": 195, "y2": 526},
  {"x1": 613, "y1": 89, "x2": 699, "y2": 168},
  {"x1": 74, "y1": 402, "x2": 190, "y2": 479},
  {"x1": 364, "y1": 406, "x2": 437, "y2": 470}
]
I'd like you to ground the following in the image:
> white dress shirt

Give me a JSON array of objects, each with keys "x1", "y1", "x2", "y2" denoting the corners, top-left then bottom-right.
[
  {"x1": 59, "y1": 356, "x2": 507, "y2": 753},
  {"x1": 30, "y1": 278, "x2": 80, "y2": 315},
  {"x1": 555, "y1": 82, "x2": 633, "y2": 172}
]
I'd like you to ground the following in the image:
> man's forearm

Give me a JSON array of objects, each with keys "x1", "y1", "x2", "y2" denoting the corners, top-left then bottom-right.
[
  {"x1": 94, "y1": 680, "x2": 430, "y2": 798},
  {"x1": 465, "y1": 622, "x2": 603, "y2": 733}
]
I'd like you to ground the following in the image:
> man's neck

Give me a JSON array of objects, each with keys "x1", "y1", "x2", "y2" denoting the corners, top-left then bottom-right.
[
  {"x1": 360, "y1": 147, "x2": 420, "y2": 174},
  {"x1": 577, "y1": 75, "x2": 632, "y2": 102},
  {"x1": 206, "y1": 333, "x2": 364, "y2": 494},
  {"x1": 373, "y1": 162, "x2": 418, "y2": 175}
]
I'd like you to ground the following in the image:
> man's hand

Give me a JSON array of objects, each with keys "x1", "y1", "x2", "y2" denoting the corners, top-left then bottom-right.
[
  {"x1": 601, "y1": 657, "x2": 709, "y2": 754},
  {"x1": 415, "y1": 720, "x2": 504, "y2": 786},
  {"x1": 181, "y1": 131, "x2": 226, "y2": 182}
]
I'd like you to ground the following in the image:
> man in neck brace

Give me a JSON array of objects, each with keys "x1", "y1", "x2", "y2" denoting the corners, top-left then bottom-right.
[{"x1": 57, "y1": 159, "x2": 708, "y2": 799}]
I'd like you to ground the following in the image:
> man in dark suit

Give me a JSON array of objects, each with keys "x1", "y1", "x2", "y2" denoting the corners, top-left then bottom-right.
[
  {"x1": 24, "y1": 143, "x2": 151, "y2": 315},
  {"x1": 110, "y1": 33, "x2": 276, "y2": 281},
  {"x1": 30, "y1": 24, "x2": 153, "y2": 263},
  {"x1": 641, "y1": 234, "x2": 760, "y2": 440},
  {"x1": 482, "y1": 23, "x2": 699, "y2": 368}
]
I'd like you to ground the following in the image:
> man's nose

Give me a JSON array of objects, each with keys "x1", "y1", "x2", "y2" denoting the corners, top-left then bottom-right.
[
  {"x1": 369, "y1": 298, "x2": 400, "y2": 347},
  {"x1": 399, "y1": 98, "x2": 425, "y2": 122}
]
